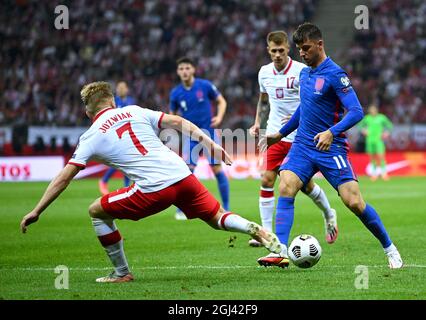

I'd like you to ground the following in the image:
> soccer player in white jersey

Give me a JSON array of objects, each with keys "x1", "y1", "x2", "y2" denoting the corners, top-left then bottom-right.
[
  {"x1": 248, "y1": 31, "x2": 338, "y2": 261},
  {"x1": 20, "y1": 82, "x2": 282, "y2": 282}
]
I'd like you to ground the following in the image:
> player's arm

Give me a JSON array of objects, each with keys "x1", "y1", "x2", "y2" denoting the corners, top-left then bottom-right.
[
  {"x1": 315, "y1": 74, "x2": 364, "y2": 151},
  {"x1": 211, "y1": 94, "x2": 227, "y2": 128},
  {"x1": 161, "y1": 113, "x2": 232, "y2": 165},
  {"x1": 258, "y1": 106, "x2": 300, "y2": 152},
  {"x1": 270, "y1": 106, "x2": 300, "y2": 145},
  {"x1": 250, "y1": 92, "x2": 269, "y2": 137},
  {"x1": 20, "y1": 164, "x2": 81, "y2": 233}
]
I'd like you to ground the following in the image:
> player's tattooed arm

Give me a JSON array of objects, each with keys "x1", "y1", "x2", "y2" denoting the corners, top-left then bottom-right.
[
  {"x1": 250, "y1": 93, "x2": 269, "y2": 137},
  {"x1": 258, "y1": 93, "x2": 270, "y2": 130}
]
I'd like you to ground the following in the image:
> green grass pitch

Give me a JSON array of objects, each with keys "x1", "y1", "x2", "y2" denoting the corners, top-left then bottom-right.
[{"x1": 0, "y1": 177, "x2": 425, "y2": 300}]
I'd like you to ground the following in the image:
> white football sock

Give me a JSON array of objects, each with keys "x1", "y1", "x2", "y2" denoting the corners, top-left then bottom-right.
[
  {"x1": 308, "y1": 184, "x2": 334, "y2": 220},
  {"x1": 217, "y1": 212, "x2": 251, "y2": 233},
  {"x1": 259, "y1": 196, "x2": 274, "y2": 232},
  {"x1": 92, "y1": 218, "x2": 130, "y2": 276}
]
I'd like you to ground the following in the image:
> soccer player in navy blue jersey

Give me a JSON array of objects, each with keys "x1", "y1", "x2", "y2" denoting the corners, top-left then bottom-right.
[
  {"x1": 258, "y1": 23, "x2": 403, "y2": 269},
  {"x1": 170, "y1": 57, "x2": 229, "y2": 220},
  {"x1": 99, "y1": 81, "x2": 135, "y2": 195}
]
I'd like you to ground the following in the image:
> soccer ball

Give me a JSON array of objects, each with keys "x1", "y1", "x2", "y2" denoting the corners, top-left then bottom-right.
[{"x1": 288, "y1": 234, "x2": 322, "y2": 268}]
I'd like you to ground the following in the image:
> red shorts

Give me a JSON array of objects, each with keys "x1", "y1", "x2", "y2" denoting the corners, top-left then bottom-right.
[
  {"x1": 261, "y1": 141, "x2": 292, "y2": 171},
  {"x1": 100, "y1": 174, "x2": 220, "y2": 221}
]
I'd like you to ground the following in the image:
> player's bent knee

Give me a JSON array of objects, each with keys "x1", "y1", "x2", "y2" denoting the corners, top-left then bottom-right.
[
  {"x1": 278, "y1": 180, "x2": 298, "y2": 197},
  {"x1": 261, "y1": 172, "x2": 276, "y2": 188},
  {"x1": 303, "y1": 180, "x2": 315, "y2": 194},
  {"x1": 88, "y1": 198, "x2": 105, "y2": 218},
  {"x1": 343, "y1": 197, "x2": 364, "y2": 215}
]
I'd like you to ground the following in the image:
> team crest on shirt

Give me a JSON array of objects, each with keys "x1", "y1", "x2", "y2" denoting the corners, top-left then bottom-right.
[
  {"x1": 314, "y1": 77, "x2": 325, "y2": 95},
  {"x1": 196, "y1": 90, "x2": 204, "y2": 102}
]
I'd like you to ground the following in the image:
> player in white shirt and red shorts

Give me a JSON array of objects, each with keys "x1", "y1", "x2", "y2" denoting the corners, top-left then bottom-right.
[
  {"x1": 20, "y1": 81, "x2": 283, "y2": 282},
  {"x1": 249, "y1": 31, "x2": 338, "y2": 266}
]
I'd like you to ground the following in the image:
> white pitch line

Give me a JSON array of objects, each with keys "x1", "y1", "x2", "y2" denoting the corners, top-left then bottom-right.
[{"x1": 1, "y1": 264, "x2": 425, "y2": 271}]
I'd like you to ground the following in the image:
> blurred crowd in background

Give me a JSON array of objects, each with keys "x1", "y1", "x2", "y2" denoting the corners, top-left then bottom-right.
[
  {"x1": 1, "y1": 0, "x2": 425, "y2": 131},
  {"x1": 343, "y1": 0, "x2": 426, "y2": 124}
]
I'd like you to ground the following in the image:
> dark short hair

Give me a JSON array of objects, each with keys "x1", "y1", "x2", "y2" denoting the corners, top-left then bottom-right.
[
  {"x1": 292, "y1": 22, "x2": 322, "y2": 45},
  {"x1": 176, "y1": 57, "x2": 195, "y2": 67}
]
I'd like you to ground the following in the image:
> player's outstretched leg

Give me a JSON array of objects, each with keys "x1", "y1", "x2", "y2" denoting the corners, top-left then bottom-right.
[
  {"x1": 257, "y1": 170, "x2": 303, "y2": 268},
  {"x1": 175, "y1": 167, "x2": 195, "y2": 220},
  {"x1": 304, "y1": 180, "x2": 338, "y2": 244},
  {"x1": 207, "y1": 208, "x2": 282, "y2": 255},
  {"x1": 89, "y1": 199, "x2": 134, "y2": 282},
  {"x1": 249, "y1": 170, "x2": 277, "y2": 247},
  {"x1": 99, "y1": 168, "x2": 116, "y2": 195},
  {"x1": 339, "y1": 181, "x2": 403, "y2": 269}
]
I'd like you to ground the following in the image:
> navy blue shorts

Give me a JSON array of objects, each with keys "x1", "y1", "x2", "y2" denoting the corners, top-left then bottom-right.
[{"x1": 279, "y1": 143, "x2": 357, "y2": 190}]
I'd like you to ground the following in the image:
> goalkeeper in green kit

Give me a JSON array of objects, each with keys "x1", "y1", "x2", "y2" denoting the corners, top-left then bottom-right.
[{"x1": 359, "y1": 105, "x2": 393, "y2": 181}]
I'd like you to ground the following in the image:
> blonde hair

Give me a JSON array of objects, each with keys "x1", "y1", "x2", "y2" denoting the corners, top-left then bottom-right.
[
  {"x1": 267, "y1": 31, "x2": 289, "y2": 46},
  {"x1": 80, "y1": 81, "x2": 114, "y2": 114}
]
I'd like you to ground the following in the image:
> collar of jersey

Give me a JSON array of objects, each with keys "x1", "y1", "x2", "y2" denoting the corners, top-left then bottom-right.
[
  {"x1": 310, "y1": 56, "x2": 331, "y2": 73},
  {"x1": 93, "y1": 107, "x2": 114, "y2": 122},
  {"x1": 182, "y1": 78, "x2": 197, "y2": 91},
  {"x1": 273, "y1": 58, "x2": 292, "y2": 75}
]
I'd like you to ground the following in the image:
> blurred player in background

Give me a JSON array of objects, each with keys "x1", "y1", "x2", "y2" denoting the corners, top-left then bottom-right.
[
  {"x1": 248, "y1": 31, "x2": 337, "y2": 249},
  {"x1": 20, "y1": 82, "x2": 282, "y2": 283},
  {"x1": 98, "y1": 81, "x2": 135, "y2": 195},
  {"x1": 170, "y1": 57, "x2": 229, "y2": 220},
  {"x1": 261, "y1": 23, "x2": 403, "y2": 269},
  {"x1": 359, "y1": 105, "x2": 393, "y2": 181}
]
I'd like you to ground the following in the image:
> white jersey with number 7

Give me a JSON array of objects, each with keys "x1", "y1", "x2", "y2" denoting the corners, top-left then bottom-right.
[{"x1": 69, "y1": 105, "x2": 191, "y2": 193}]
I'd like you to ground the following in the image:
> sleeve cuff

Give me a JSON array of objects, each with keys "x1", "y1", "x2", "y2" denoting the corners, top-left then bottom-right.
[
  {"x1": 68, "y1": 162, "x2": 86, "y2": 169},
  {"x1": 158, "y1": 112, "x2": 165, "y2": 128}
]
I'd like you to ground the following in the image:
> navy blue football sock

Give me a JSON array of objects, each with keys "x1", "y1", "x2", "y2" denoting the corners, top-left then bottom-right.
[
  {"x1": 358, "y1": 203, "x2": 392, "y2": 248},
  {"x1": 275, "y1": 197, "x2": 295, "y2": 247}
]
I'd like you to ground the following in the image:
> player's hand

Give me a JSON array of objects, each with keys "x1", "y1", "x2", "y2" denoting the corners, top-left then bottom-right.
[
  {"x1": 382, "y1": 131, "x2": 390, "y2": 140},
  {"x1": 361, "y1": 129, "x2": 368, "y2": 136},
  {"x1": 281, "y1": 115, "x2": 292, "y2": 125},
  {"x1": 259, "y1": 132, "x2": 283, "y2": 153},
  {"x1": 20, "y1": 211, "x2": 40, "y2": 233},
  {"x1": 249, "y1": 123, "x2": 260, "y2": 137},
  {"x1": 314, "y1": 130, "x2": 334, "y2": 151},
  {"x1": 210, "y1": 116, "x2": 223, "y2": 128},
  {"x1": 211, "y1": 143, "x2": 233, "y2": 166}
]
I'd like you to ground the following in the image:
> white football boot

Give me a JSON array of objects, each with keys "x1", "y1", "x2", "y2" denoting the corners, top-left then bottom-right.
[
  {"x1": 385, "y1": 245, "x2": 403, "y2": 269},
  {"x1": 325, "y1": 209, "x2": 338, "y2": 244},
  {"x1": 257, "y1": 246, "x2": 289, "y2": 268}
]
